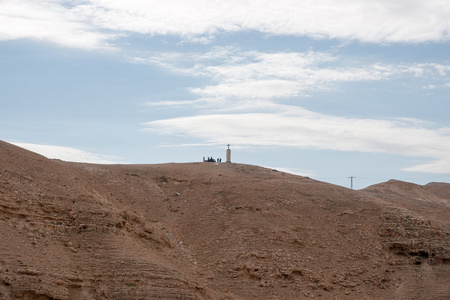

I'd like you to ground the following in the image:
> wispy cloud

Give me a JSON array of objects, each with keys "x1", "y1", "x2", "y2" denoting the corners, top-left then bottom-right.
[
  {"x1": 403, "y1": 158, "x2": 450, "y2": 174},
  {"x1": 1, "y1": 1, "x2": 449, "y2": 50},
  {"x1": 78, "y1": 0, "x2": 450, "y2": 43},
  {"x1": 0, "y1": 0, "x2": 115, "y2": 49},
  {"x1": 10, "y1": 142, "x2": 125, "y2": 164},
  {"x1": 143, "y1": 107, "x2": 450, "y2": 174},
  {"x1": 136, "y1": 47, "x2": 450, "y2": 105}
]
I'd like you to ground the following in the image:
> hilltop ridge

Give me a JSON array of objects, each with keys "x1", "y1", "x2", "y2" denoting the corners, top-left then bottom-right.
[{"x1": 0, "y1": 141, "x2": 449, "y2": 299}]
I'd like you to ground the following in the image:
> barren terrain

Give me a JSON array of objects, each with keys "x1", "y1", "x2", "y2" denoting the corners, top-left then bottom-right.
[{"x1": 0, "y1": 140, "x2": 449, "y2": 299}]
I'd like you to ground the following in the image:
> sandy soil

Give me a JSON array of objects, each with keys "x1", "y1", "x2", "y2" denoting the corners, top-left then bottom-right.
[{"x1": 0, "y1": 140, "x2": 449, "y2": 299}]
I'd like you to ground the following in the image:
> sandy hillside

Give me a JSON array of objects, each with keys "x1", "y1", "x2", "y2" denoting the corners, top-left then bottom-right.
[
  {"x1": 0, "y1": 140, "x2": 449, "y2": 299},
  {"x1": 423, "y1": 182, "x2": 450, "y2": 200}
]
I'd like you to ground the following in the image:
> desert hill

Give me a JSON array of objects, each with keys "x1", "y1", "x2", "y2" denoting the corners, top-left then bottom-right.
[
  {"x1": 363, "y1": 180, "x2": 450, "y2": 223},
  {"x1": 423, "y1": 182, "x2": 450, "y2": 200},
  {"x1": 0, "y1": 140, "x2": 449, "y2": 299}
]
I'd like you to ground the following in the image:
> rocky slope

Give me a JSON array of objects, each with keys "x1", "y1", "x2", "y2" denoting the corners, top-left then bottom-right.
[{"x1": 0, "y1": 141, "x2": 449, "y2": 299}]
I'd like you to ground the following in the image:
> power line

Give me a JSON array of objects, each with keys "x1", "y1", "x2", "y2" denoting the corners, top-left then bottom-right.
[{"x1": 348, "y1": 176, "x2": 356, "y2": 190}]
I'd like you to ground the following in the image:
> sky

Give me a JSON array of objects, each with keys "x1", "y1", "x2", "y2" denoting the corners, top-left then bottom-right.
[{"x1": 1, "y1": 0, "x2": 450, "y2": 189}]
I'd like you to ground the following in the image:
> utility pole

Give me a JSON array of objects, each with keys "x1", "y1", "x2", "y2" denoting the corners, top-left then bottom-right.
[{"x1": 348, "y1": 176, "x2": 355, "y2": 190}]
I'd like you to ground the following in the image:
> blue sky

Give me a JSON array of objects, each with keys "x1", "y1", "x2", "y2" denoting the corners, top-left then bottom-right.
[{"x1": 1, "y1": 0, "x2": 450, "y2": 189}]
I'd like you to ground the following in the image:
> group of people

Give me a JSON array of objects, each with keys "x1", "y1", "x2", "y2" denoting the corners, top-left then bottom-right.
[{"x1": 203, "y1": 157, "x2": 222, "y2": 163}]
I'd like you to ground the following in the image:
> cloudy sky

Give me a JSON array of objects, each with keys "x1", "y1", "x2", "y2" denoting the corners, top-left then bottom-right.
[{"x1": 1, "y1": 0, "x2": 450, "y2": 189}]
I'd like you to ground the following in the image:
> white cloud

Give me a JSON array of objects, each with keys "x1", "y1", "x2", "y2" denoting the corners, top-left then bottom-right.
[
  {"x1": 143, "y1": 107, "x2": 450, "y2": 174},
  {"x1": 403, "y1": 158, "x2": 450, "y2": 174},
  {"x1": 191, "y1": 80, "x2": 303, "y2": 100},
  {"x1": 0, "y1": 0, "x2": 115, "y2": 49},
  {"x1": 1, "y1": 0, "x2": 449, "y2": 49},
  {"x1": 81, "y1": 0, "x2": 450, "y2": 43},
  {"x1": 10, "y1": 142, "x2": 124, "y2": 164},
  {"x1": 136, "y1": 48, "x2": 450, "y2": 103}
]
